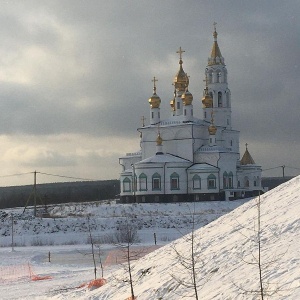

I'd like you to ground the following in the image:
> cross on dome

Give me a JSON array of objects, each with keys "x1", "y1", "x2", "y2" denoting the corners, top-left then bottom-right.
[
  {"x1": 152, "y1": 76, "x2": 158, "y2": 94},
  {"x1": 176, "y1": 47, "x2": 185, "y2": 61}
]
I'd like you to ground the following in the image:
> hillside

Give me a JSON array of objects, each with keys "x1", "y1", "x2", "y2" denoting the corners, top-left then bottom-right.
[{"x1": 53, "y1": 176, "x2": 300, "y2": 299}]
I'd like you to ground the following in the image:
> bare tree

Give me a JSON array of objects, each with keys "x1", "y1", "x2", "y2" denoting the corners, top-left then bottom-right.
[
  {"x1": 170, "y1": 202, "x2": 214, "y2": 299},
  {"x1": 87, "y1": 216, "x2": 97, "y2": 280},
  {"x1": 234, "y1": 193, "x2": 289, "y2": 299},
  {"x1": 109, "y1": 217, "x2": 142, "y2": 300}
]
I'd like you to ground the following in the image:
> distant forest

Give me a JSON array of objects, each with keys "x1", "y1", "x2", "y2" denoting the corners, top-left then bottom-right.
[
  {"x1": 0, "y1": 177, "x2": 292, "y2": 209},
  {"x1": 0, "y1": 180, "x2": 120, "y2": 209}
]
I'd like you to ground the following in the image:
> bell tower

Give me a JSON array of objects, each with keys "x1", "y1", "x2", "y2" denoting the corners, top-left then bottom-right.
[{"x1": 203, "y1": 23, "x2": 232, "y2": 129}]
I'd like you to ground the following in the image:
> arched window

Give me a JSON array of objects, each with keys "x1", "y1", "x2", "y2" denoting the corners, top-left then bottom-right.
[
  {"x1": 123, "y1": 177, "x2": 131, "y2": 192},
  {"x1": 228, "y1": 172, "x2": 233, "y2": 188},
  {"x1": 139, "y1": 173, "x2": 147, "y2": 191},
  {"x1": 218, "y1": 92, "x2": 222, "y2": 107},
  {"x1": 170, "y1": 172, "x2": 180, "y2": 190},
  {"x1": 192, "y1": 174, "x2": 201, "y2": 189},
  {"x1": 152, "y1": 173, "x2": 161, "y2": 191},
  {"x1": 207, "y1": 174, "x2": 216, "y2": 189},
  {"x1": 244, "y1": 176, "x2": 250, "y2": 188},
  {"x1": 223, "y1": 171, "x2": 228, "y2": 189}
]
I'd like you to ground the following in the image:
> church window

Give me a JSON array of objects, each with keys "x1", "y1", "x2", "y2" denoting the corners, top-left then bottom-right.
[
  {"x1": 123, "y1": 177, "x2": 131, "y2": 192},
  {"x1": 158, "y1": 112, "x2": 160, "y2": 118},
  {"x1": 204, "y1": 112, "x2": 207, "y2": 118},
  {"x1": 151, "y1": 112, "x2": 154, "y2": 119},
  {"x1": 217, "y1": 72, "x2": 221, "y2": 83},
  {"x1": 207, "y1": 174, "x2": 216, "y2": 189},
  {"x1": 184, "y1": 109, "x2": 186, "y2": 116},
  {"x1": 238, "y1": 180, "x2": 240, "y2": 187},
  {"x1": 170, "y1": 172, "x2": 180, "y2": 190},
  {"x1": 218, "y1": 92, "x2": 222, "y2": 107},
  {"x1": 177, "y1": 102, "x2": 180, "y2": 109},
  {"x1": 228, "y1": 172, "x2": 233, "y2": 188},
  {"x1": 152, "y1": 173, "x2": 161, "y2": 191},
  {"x1": 223, "y1": 171, "x2": 228, "y2": 189},
  {"x1": 192, "y1": 174, "x2": 201, "y2": 189},
  {"x1": 230, "y1": 140, "x2": 233, "y2": 147},
  {"x1": 244, "y1": 176, "x2": 250, "y2": 188},
  {"x1": 139, "y1": 173, "x2": 147, "y2": 191}
]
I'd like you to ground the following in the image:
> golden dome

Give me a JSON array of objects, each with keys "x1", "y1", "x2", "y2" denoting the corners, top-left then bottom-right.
[
  {"x1": 173, "y1": 47, "x2": 189, "y2": 92},
  {"x1": 149, "y1": 93, "x2": 161, "y2": 108},
  {"x1": 181, "y1": 88, "x2": 193, "y2": 106},
  {"x1": 201, "y1": 87, "x2": 213, "y2": 108},
  {"x1": 156, "y1": 132, "x2": 163, "y2": 146},
  {"x1": 149, "y1": 76, "x2": 161, "y2": 108},
  {"x1": 240, "y1": 144, "x2": 256, "y2": 165}
]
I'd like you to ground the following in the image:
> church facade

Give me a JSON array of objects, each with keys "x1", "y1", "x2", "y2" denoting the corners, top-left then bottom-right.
[{"x1": 119, "y1": 27, "x2": 262, "y2": 203}]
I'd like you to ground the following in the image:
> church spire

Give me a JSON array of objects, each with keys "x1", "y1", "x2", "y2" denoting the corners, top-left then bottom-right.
[
  {"x1": 241, "y1": 143, "x2": 256, "y2": 165},
  {"x1": 208, "y1": 22, "x2": 224, "y2": 66}
]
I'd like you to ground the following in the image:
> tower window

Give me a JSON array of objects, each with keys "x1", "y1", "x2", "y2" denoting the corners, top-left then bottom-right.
[
  {"x1": 218, "y1": 92, "x2": 222, "y2": 107},
  {"x1": 158, "y1": 112, "x2": 160, "y2": 118},
  {"x1": 177, "y1": 102, "x2": 180, "y2": 109},
  {"x1": 204, "y1": 112, "x2": 207, "y2": 118},
  {"x1": 151, "y1": 112, "x2": 154, "y2": 119}
]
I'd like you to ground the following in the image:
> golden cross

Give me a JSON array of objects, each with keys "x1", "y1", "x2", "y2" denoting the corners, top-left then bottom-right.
[
  {"x1": 141, "y1": 116, "x2": 146, "y2": 127},
  {"x1": 176, "y1": 46, "x2": 185, "y2": 60},
  {"x1": 151, "y1": 76, "x2": 158, "y2": 93}
]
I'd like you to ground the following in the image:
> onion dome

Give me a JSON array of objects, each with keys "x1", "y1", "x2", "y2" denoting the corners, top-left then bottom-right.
[
  {"x1": 173, "y1": 47, "x2": 189, "y2": 92},
  {"x1": 208, "y1": 22, "x2": 224, "y2": 66},
  {"x1": 241, "y1": 144, "x2": 256, "y2": 165},
  {"x1": 181, "y1": 88, "x2": 193, "y2": 106},
  {"x1": 202, "y1": 87, "x2": 213, "y2": 108},
  {"x1": 208, "y1": 111, "x2": 217, "y2": 135},
  {"x1": 148, "y1": 76, "x2": 161, "y2": 108},
  {"x1": 156, "y1": 132, "x2": 162, "y2": 146}
]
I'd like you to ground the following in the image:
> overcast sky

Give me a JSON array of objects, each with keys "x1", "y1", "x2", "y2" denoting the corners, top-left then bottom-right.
[{"x1": 0, "y1": 0, "x2": 299, "y2": 186}]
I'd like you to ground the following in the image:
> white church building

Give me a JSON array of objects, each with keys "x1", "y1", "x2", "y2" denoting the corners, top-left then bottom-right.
[{"x1": 119, "y1": 26, "x2": 262, "y2": 203}]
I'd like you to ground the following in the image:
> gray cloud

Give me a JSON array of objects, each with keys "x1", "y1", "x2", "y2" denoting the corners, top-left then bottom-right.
[{"x1": 0, "y1": 0, "x2": 299, "y2": 184}]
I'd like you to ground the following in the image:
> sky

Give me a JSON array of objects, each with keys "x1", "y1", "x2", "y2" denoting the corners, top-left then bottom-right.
[{"x1": 0, "y1": 0, "x2": 299, "y2": 186}]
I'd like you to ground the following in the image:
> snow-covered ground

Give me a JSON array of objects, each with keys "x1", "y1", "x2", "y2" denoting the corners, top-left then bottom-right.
[{"x1": 0, "y1": 176, "x2": 299, "y2": 299}]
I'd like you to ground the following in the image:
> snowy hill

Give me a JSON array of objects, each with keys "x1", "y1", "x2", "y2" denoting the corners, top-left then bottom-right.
[{"x1": 54, "y1": 176, "x2": 300, "y2": 299}]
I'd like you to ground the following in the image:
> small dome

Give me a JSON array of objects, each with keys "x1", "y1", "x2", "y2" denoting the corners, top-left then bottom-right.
[
  {"x1": 156, "y1": 133, "x2": 163, "y2": 146},
  {"x1": 181, "y1": 89, "x2": 193, "y2": 106},
  {"x1": 208, "y1": 124, "x2": 217, "y2": 135},
  {"x1": 149, "y1": 93, "x2": 161, "y2": 108},
  {"x1": 202, "y1": 88, "x2": 213, "y2": 108}
]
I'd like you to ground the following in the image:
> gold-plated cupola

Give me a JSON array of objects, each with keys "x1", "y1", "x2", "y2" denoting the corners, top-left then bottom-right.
[
  {"x1": 202, "y1": 76, "x2": 213, "y2": 108},
  {"x1": 173, "y1": 47, "x2": 189, "y2": 92},
  {"x1": 148, "y1": 76, "x2": 161, "y2": 108},
  {"x1": 181, "y1": 86, "x2": 193, "y2": 106}
]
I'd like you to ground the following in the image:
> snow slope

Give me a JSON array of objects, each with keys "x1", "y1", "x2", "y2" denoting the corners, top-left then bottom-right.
[{"x1": 53, "y1": 176, "x2": 300, "y2": 299}]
